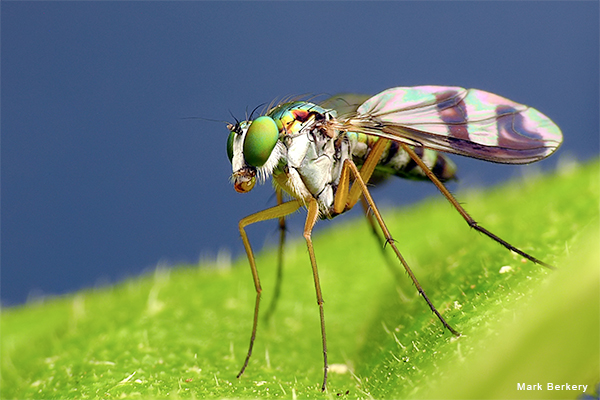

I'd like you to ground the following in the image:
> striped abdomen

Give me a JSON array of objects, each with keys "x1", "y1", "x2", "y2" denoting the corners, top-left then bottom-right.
[{"x1": 349, "y1": 132, "x2": 457, "y2": 183}]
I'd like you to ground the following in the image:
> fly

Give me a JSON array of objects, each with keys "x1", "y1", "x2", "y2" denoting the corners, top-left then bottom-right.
[{"x1": 225, "y1": 86, "x2": 562, "y2": 391}]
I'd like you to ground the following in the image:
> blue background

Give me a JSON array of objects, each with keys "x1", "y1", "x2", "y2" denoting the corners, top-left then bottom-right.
[{"x1": 2, "y1": 2, "x2": 598, "y2": 305}]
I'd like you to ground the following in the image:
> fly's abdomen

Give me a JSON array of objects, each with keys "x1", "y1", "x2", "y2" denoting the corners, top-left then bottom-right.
[{"x1": 350, "y1": 133, "x2": 457, "y2": 182}]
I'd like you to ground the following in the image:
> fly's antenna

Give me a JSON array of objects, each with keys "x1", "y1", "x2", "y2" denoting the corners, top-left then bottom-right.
[
  {"x1": 228, "y1": 110, "x2": 240, "y2": 125},
  {"x1": 224, "y1": 111, "x2": 242, "y2": 132}
]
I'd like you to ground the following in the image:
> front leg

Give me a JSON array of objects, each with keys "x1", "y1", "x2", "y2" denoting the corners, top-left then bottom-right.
[
  {"x1": 302, "y1": 198, "x2": 329, "y2": 391},
  {"x1": 263, "y1": 188, "x2": 288, "y2": 322},
  {"x1": 237, "y1": 200, "x2": 303, "y2": 379}
]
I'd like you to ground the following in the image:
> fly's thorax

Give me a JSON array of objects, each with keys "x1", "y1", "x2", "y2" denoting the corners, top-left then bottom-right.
[
  {"x1": 269, "y1": 101, "x2": 336, "y2": 128},
  {"x1": 268, "y1": 102, "x2": 353, "y2": 215},
  {"x1": 272, "y1": 113, "x2": 346, "y2": 206}
]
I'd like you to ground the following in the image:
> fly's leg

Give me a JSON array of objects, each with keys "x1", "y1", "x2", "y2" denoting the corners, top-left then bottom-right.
[
  {"x1": 238, "y1": 196, "x2": 329, "y2": 391},
  {"x1": 334, "y1": 143, "x2": 460, "y2": 336},
  {"x1": 399, "y1": 143, "x2": 555, "y2": 270},
  {"x1": 353, "y1": 138, "x2": 411, "y2": 286},
  {"x1": 298, "y1": 198, "x2": 330, "y2": 391},
  {"x1": 237, "y1": 200, "x2": 303, "y2": 380},
  {"x1": 346, "y1": 138, "x2": 389, "y2": 209},
  {"x1": 360, "y1": 197, "x2": 410, "y2": 300},
  {"x1": 263, "y1": 188, "x2": 287, "y2": 322}
]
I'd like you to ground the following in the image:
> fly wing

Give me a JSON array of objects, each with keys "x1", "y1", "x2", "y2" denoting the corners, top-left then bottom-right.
[
  {"x1": 320, "y1": 93, "x2": 371, "y2": 117},
  {"x1": 346, "y1": 86, "x2": 562, "y2": 164}
]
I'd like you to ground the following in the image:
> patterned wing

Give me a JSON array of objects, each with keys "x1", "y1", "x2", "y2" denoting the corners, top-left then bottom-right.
[{"x1": 346, "y1": 86, "x2": 562, "y2": 164}]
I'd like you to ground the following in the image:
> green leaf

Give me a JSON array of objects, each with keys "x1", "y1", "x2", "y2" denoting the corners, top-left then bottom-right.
[{"x1": 2, "y1": 159, "x2": 598, "y2": 399}]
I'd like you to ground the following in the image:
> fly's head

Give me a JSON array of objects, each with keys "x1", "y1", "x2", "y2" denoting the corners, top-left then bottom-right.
[{"x1": 227, "y1": 116, "x2": 284, "y2": 193}]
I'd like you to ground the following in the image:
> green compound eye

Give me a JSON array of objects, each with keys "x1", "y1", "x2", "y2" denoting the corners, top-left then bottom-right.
[
  {"x1": 243, "y1": 116, "x2": 279, "y2": 167},
  {"x1": 226, "y1": 131, "x2": 235, "y2": 162}
]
